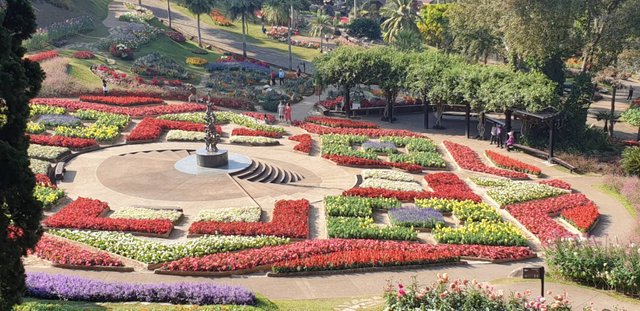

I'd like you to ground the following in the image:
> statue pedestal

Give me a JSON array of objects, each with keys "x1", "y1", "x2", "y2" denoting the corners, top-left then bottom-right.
[{"x1": 196, "y1": 148, "x2": 228, "y2": 168}]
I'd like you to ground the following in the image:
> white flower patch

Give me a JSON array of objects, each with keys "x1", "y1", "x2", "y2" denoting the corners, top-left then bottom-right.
[
  {"x1": 230, "y1": 136, "x2": 278, "y2": 145},
  {"x1": 362, "y1": 169, "x2": 416, "y2": 182},
  {"x1": 195, "y1": 206, "x2": 262, "y2": 223},
  {"x1": 361, "y1": 178, "x2": 424, "y2": 192},
  {"x1": 166, "y1": 130, "x2": 205, "y2": 142},
  {"x1": 110, "y1": 207, "x2": 183, "y2": 222}
]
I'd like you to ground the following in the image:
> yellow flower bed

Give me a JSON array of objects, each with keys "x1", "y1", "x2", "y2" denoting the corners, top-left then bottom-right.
[{"x1": 186, "y1": 57, "x2": 208, "y2": 66}]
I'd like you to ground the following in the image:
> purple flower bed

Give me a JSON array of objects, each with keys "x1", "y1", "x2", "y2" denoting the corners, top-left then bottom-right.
[
  {"x1": 205, "y1": 62, "x2": 270, "y2": 74},
  {"x1": 362, "y1": 141, "x2": 397, "y2": 154},
  {"x1": 389, "y1": 207, "x2": 445, "y2": 229},
  {"x1": 26, "y1": 273, "x2": 256, "y2": 306},
  {"x1": 36, "y1": 114, "x2": 82, "y2": 127}
]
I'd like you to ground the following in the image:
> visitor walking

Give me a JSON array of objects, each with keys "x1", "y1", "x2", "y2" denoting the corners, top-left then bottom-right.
[
  {"x1": 628, "y1": 86, "x2": 634, "y2": 101},
  {"x1": 284, "y1": 103, "x2": 292, "y2": 124},
  {"x1": 270, "y1": 70, "x2": 277, "y2": 86},
  {"x1": 506, "y1": 130, "x2": 516, "y2": 152},
  {"x1": 496, "y1": 125, "x2": 504, "y2": 148},
  {"x1": 278, "y1": 69, "x2": 285, "y2": 85},
  {"x1": 188, "y1": 85, "x2": 197, "y2": 103},
  {"x1": 261, "y1": 23, "x2": 267, "y2": 35},
  {"x1": 102, "y1": 79, "x2": 108, "y2": 96},
  {"x1": 489, "y1": 124, "x2": 497, "y2": 145},
  {"x1": 302, "y1": 62, "x2": 306, "y2": 73},
  {"x1": 277, "y1": 101, "x2": 285, "y2": 121},
  {"x1": 296, "y1": 65, "x2": 302, "y2": 78}
]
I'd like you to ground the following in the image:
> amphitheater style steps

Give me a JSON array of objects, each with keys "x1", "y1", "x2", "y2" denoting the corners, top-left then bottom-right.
[{"x1": 230, "y1": 160, "x2": 303, "y2": 184}]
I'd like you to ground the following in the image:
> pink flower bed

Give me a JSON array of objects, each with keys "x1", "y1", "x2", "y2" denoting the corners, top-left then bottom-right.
[
  {"x1": 485, "y1": 150, "x2": 541, "y2": 175},
  {"x1": 127, "y1": 118, "x2": 217, "y2": 142},
  {"x1": 289, "y1": 134, "x2": 312, "y2": 154},
  {"x1": 25, "y1": 50, "x2": 59, "y2": 62},
  {"x1": 444, "y1": 141, "x2": 528, "y2": 179},
  {"x1": 243, "y1": 112, "x2": 276, "y2": 124},
  {"x1": 301, "y1": 123, "x2": 424, "y2": 138},
  {"x1": 31, "y1": 98, "x2": 206, "y2": 118},
  {"x1": 322, "y1": 154, "x2": 423, "y2": 173},
  {"x1": 33, "y1": 236, "x2": 125, "y2": 267},
  {"x1": 538, "y1": 179, "x2": 572, "y2": 190},
  {"x1": 79, "y1": 96, "x2": 164, "y2": 106},
  {"x1": 305, "y1": 116, "x2": 379, "y2": 129}
]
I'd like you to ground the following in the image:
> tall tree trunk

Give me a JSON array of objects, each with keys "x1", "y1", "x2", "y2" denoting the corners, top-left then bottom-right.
[
  {"x1": 319, "y1": 27, "x2": 323, "y2": 53},
  {"x1": 610, "y1": 87, "x2": 616, "y2": 137},
  {"x1": 353, "y1": 0, "x2": 357, "y2": 19},
  {"x1": 197, "y1": 14, "x2": 202, "y2": 47},
  {"x1": 344, "y1": 85, "x2": 351, "y2": 118},
  {"x1": 167, "y1": 0, "x2": 172, "y2": 28},
  {"x1": 288, "y1": 4, "x2": 293, "y2": 70},
  {"x1": 139, "y1": 0, "x2": 142, "y2": 6},
  {"x1": 242, "y1": 12, "x2": 247, "y2": 58}
]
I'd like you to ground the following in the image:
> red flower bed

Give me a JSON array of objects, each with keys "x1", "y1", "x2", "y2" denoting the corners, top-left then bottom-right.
[
  {"x1": 289, "y1": 134, "x2": 312, "y2": 154},
  {"x1": 243, "y1": 112, "x2": 276, "y2": 124},
  {"x1": 444, "y1": 141, "x2": 528, "y2": 179},
  {"x1": 25, "y1": 50, "x2": 59, "y2": 62},
  {"x1": 72, "y1": 51, "x2": 95, "y2": 59},
  {"x1": 211, "y1": 97, "x2": 253, "y2": 110},
  {"x1": 33, "y1": 236, "x2": 124, "y2": 267},
  {"x1": 301, "y1": 123, "x2": 424, "y2": 138},
  {"x1": 319, "y1": 97, "x2": 344, "y2": 110},
  {"x1": 127, "y1": 118, "x2": 217, "y2": 142},
  {"x1": 561, "y1": 204, "x2": 600, "y2": 232},
  {"x1": 35, "y1": 174, "x2": 56, "y2": 189},
  {"x1": 43, "y1": 197, "x2": 173, "y2": 235},
  {"x1": 79, "y1": 96, "x2": 164, "y2": 106},
  {"x1": 28, "y1": 134, "x2": 98, "y2": 149},
  {"x1": 538, "y1": 179, "x2": 572, "y2": 190},
  {"x1": 231, "y1": 127, "x2": 281, "y2": 138},
  {"x1": 31, "y1": 98, "x2": 206, "y2": 118},
  {"x1": 305, "y1": 116, "x2": 378, "y2": 129},
  {"x1": 485, "y1": 150, "x2": 541, "y2": 175},
  {"x1": 160, "y1": 239, "x2": 534, "y2": 272},
  {"x1": 188, "y1": 199, "x2": 309, "y2": 238},
  {"x1": 322, "y1": 154, "x2": 422, "y2": 173},
  {"x1": 343, "y1": 187, "x2": 427, "y2": 201},
  {"x1": 505, "y1": 194, "x2": 593, "y2": 243}
]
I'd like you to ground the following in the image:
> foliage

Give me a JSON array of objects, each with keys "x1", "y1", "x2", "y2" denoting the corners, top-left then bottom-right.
[
  {"x1": 393, "y1": 29, "x2": 423, "y2": 52},
  {"x1": 186, "y1": 56, "x2": 208, "y2": 66},
  {"x1": 23, "y1": 16, "x2": 95, "y2": 51},
  {"x1": 417, "y1": 3, "x2": 452, "y2": 50},
  {"x1": 0, "y1": 1, "x2": 46, "y2": 308},
  {"x1": 132, "y1": 52, "x2": 192, "y2": 79},
  {"x1": 622, "y1": 147, "x2": 640, "y2": 176},
  {"x1": 33, "y1": 185, "x2": 64, "y2": 210},
  {"x1": 347, "y1": 18, "x2": 381, "y2": 40},
  {"x1": 380, "y1": 0, "x2": 421, "y2": 43}
]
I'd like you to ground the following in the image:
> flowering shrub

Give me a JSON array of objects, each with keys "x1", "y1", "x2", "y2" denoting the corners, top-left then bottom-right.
[
  {"x1": 35, "y1": 174, "x2": 56, "y2": 189},
  {"x1": 210, "y1": 9, "x2": 233, "y2": 26},
  {"x1": 539, "y1": 179, "x2": 572, "y2": 190},
  {"x1": 26, "y1": 273, "x2": 256, "y2": 305},
  {"x1": 433, "y1": 220, "x2": 529, "y2": 246},
  {"x1": 24, "y1": 16, "x2": 95, "y2": 50},
  {"x1": 231, "y1": 127, "x2": 282, "y2": 138},
  {"x1": 443, "y1": 141, "x2": 528, "y2": 179},
  {"x1": 28, "y1": 144, "x2": 70, "y2": 161},
  {"x1": 133, "y1": 52, "x2": 191, "y2": 79},
  {"x1": 72, "y1": 50, "x2": 95, "y2": 59},
  {"x1": 33, "y1": 236, "x2": 124, "y2": 267},
  {"x1": 29, "y1": 159, "x2": 50, "y2": 175},
  {"x1": 127, "y1": 118, "x2": 210, "y2": 142},
  {"x1": 27, "y1": 134, "x2": 98, "y2": 150},
  {"x1": 305, "y1": 116, "x2": 379, "y2": 129},
  {"x1": 50, "y1": 229, "x2": 288, "y2": 264},
  {"x1": 389, "y1": 207, "x2": 444, "y2": 229},
  {"x1": 186, "y1": 56, "x2": 208, "y2": 66},
  {"x1": 452, "y1": 201, "x2": 501, "y2": 223},
  {"x1": 79, "y1": 95, "x2": 164, "y2": 106},
  {"x1": 195, "y1": 206, "x2": 262, "y2": 223},
  {"x1": 110, "y1": 207, "x2": 183, "y2": 223},
  {"x1": 230, "y1": 135, "x2": 279, "y2": 146},
  {"x1": 54, "y1": 124, "x2": 120, "y2": 141},
  {"x1": 36, "y1": 114, "x2": 81, "y2": 127},
  {"x1": 560, "y1": 204, "x2": 599, "y2": 232},
  {"x1": 29, "y1": 104, "x2": 66, "y2": 117},
  {"x1": 166, "y1": 31, "x2": 186, "y2": 43},
  {"x1": 25, "y1": 50, "x2": 59, "y2": 62},
  {"x1": 119, "y1": 8, "x2": 154, "y2": 24},
  {"x1": 485, "y1": 150, "x2": 542, "y2": 175},
  {"x1": 289, "y1": 134, "x2": 312, "y2": 154},
  {"x1": 361, "y1": 178, "x2": 424, "y2": 192},
  {"x1": 33, "y1": 185, "x2": 65, "y2": 210},
  {"x1": 301, "y1": 122, "x2": 424, "y2": 138},
  {"x1": 319, "y1": 97, "x2": 344, "y2": 110},
  {"x1": 44, "y1": 197, "x2": 174, "y2": 236},
  {"x1": 189, "y1": 200, "x2": 309, "y2": 238},
  {"x1": 166, "y1": 130, "x2": 205, "y2": 141},
  {"x1": 32, "y1": 98, "x2": 206, "y2": 117},
  {"x1": 384, "y1": 274, "x2": 572, "y2": 311},
  {"x1": 99, "y1": 23, "x2": 160, "y2": 50}
]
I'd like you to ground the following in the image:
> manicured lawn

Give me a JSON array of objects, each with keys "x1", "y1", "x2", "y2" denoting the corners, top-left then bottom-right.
[{"x1": 597, "y1": 184, "x2": 637, "y2": 218}]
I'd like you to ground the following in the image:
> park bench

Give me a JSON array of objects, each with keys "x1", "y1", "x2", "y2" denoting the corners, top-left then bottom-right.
[
  {"x1": 53, "y1": 162, "x2": 65, "y2": 181},
  {"x1": 511, "y1": 144, "x2": 577, "y2": 173}
]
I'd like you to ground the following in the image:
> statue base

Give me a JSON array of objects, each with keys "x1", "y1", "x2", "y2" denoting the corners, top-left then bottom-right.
[{"x1": 196, "y1": 148, "x2": 228, "y2": 168}]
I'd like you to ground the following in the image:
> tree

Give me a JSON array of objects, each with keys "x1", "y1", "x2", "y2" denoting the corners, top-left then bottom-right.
[
  {"x1": 621, "y1": 107, "x2": 640, "y2": 140},
  {"x1": 265, "y1": 0, "x2": 306, "y2": 69},
  {"x1": 368, "y1": 47, "x2": 408, "y2": 123},
  {"x1": 380, "y1": 0, "x2": 420, "y2": 43},
  {"x1": 393, "y1": 29, "x2": 423, "y2": 52},
  {"x1": 347, "y1": 17, "x2": 381, "y2": 40},
  {"x1": 0, "y1": 0, "x2": 45, "y2": 309},
  {"x1": 310, "y1": 9, "x2": 331, "y2": 53},
  {"x1": 261, "y1": 2, "x2": 289, "y2": 26},
  {"x1": 449, "y1": 0, "x2": 504, "y2": 63},
  {"x1": 417, "y1": 3, "x2": 453, "y2": 51},
  {"x1": 185, "y1": 0, "x2": 214, "y2": 47},
  {"x1": 226, "y1": 0, "x2": 263, "y2": 58}
]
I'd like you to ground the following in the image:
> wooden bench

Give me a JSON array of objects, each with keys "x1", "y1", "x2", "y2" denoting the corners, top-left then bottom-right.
[
  {"x1": 511, "y1": 144, "x2": 577, "y2": 173},
  {"x1": 550, "y1": 157, "x2": 577, "y2": 173},
  {"x1": 54, "y1": 162, "x2": 65, "y2": 181}
]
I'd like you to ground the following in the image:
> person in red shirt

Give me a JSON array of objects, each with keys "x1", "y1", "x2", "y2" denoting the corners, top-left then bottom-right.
[{"x1": 284, "y1": 103, "x2": 292, "y2": 124}]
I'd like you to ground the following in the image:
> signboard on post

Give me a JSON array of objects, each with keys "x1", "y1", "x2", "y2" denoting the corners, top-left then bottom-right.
[{"x1": 523, "y1": 266, "x2": 545, "y2": 297}]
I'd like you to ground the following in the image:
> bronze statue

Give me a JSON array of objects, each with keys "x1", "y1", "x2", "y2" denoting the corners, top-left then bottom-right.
[{"x1": 204, "y1": 101, "x2": 219, "y2": 152}]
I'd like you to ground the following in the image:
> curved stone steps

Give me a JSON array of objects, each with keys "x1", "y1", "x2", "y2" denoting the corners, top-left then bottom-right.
[{"x1": 230, "y1": 160, "x2": 303, "y2": 184}]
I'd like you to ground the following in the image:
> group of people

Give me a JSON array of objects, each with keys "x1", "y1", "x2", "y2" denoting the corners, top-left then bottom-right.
[
  {"x1": 277, "y1": 101, "x2": 293, "y2": 123},
  {"x1": 489, "y1": 124, "x2": 516, "y2": 152},
  {"x1": 270, "y1": 69, "x2": 286, "y2": 86}
]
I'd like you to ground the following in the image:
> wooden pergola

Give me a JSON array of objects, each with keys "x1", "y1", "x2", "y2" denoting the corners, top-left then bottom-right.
[{"x1": 512, "y1": 107, "x2": 561, "y2": 161}]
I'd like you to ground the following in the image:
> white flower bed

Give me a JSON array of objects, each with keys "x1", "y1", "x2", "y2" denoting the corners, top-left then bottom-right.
[
  {"x1": 360, "y1": 178, "x2": 424, "y2": 192},
  {"x1": 28, "y1": 144, "x2": 70, "y2": 161},
  {"x1": 166, "y1": 130, "x2": 205, "y2": 142},
  {"x1": 110, "y1": 207, "x2": 183, "y2": 223},
  {"x1": 195, "y1": 206, "x2": 262, "y2": 223},
  {"x1": 230, "y1": 136, "x2": 279, "y2": 145},
  {"x1": 29, "y1": 158, "x2": 51, "y2": 174},
  {"x1": 484, "y1": 181, "x2": 568, "y2": 207},
  {"x1": 362, "y1": 169, "x2": 416, "y2": 182},
  {"x1": 49, "y1": 229, "x2": 289, "y2": 264}
]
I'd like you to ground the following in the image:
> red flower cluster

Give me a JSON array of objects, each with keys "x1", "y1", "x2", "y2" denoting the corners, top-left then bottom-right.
[
  {"x1": 72, "y1": 51, "x2": 95, "y2": 59},
  {"x1": 96, "y1": 65, "x2": 127, "y2": 80},
  {"x1": 289, "y1": 134, "x2": 312, "y2": 154},
  {"x1": 31, "y1": 98, "x2": 206, "y2": 118},
  {"x1": 127, "y1": 118, "x2": 213, "y2": 142},
  {"x1": 166, "y1": 31, "x2": 186, "y2": 43},
  {"x1": 33, "y1": 236, "x2": 124, "y2": 267},
  {"x1": 506, "y1": 194, "x2": 592, "y2": 243},
  {"x1": 28, "y1": 134, "x2": 98, "y2": 149},
  {"x1": 242, "y1": 112, "x2": 276, "y2": 123},
  {"x1": 538, "y1": 179, "x2": 572, "y2": 190},
  {"x1": 25, "y1": 50, "x2": 59, "y2": 62},
  {"x1": 79, "y1": 96, "x2": 164, "y2": 106},
  {"x1": 485, "y1": 150, "x2": 541, "y2": 175},
  {"x1": 161, "y1": 239, "x2": 534, "y2": 272},
  {"x1": 561, "y1": 204, "x2": 600, "y2": 232},
  {"x1": 232, "y1": 127, "x2": 282, "y2": 138},
  {"x1": 305, "y1": 116, "x2": 379, "y2": 129},
  {"x1": 319, "y1": 97, "x2": 344, "y2": 110},
  {"x1": 217, "y1": 55, "x2": 269, "y2": 68},
  {"x1": 35, "y1": 174, "x2": 56, "y2": 189},
  {"x1": 343, "y1": 187, "x2": 427, "y2": 201},
  {"x1": 210, "y1": 97, "x2": 253, "y2": 110},
  {"x1": 189, "y1": 199, "x2": 309, "y2": 238},
  {"x1": 44, "y1": 197, "x2": 173, "y2": 235},
  {"x1": 322, "y1": 154, "x2": 422, "y2": 173},
  {"x1": 301, "y1": 123, "x2": 424, "y2": 138},
  {"x1": 444, "y1": 141, "x2": 528, "y2": 179}
]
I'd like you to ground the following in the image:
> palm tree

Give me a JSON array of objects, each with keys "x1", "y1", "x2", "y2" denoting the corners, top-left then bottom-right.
[
  {"x1": 262, "y1": 3, "x2": 289, "y2": 26},
  {"x1": 380, "y1": 0, "x2": 420, "y2": 43},
  {"x1": 227, "y1": 0, "x2": 263, "y2": 58},
  {"x1": 265, "y1": 0, "x2": 306, "y2": 70},
  {"x1": 310, "y1": 9, "x2": 330, "y2": 53},
  {"x1": 186, "y1": 0, "x2": 215, "y2": 47}
]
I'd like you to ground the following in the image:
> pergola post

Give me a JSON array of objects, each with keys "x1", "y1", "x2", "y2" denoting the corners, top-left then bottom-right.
[
  {"x1": 505, "y1": 109, "x2": 513, "y2": 132},
  {"x1": 423, "y1": 98, "x2": 429, "y2": 129},
  {"x1": 547, "y1": 118, "x2": 555, "y2": 162},
  {"x1": 465, "y1": 103, "x2": 471, "y2": 139}
]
